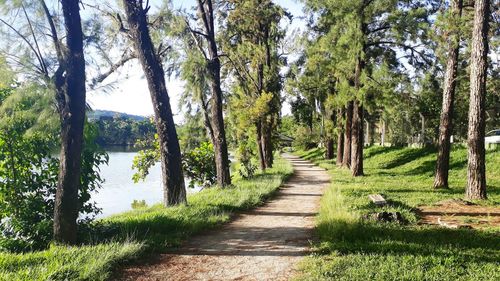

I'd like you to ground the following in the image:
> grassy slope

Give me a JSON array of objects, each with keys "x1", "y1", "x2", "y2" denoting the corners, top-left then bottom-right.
[
  {"x1": 0, "y1": 156, "x2": 293, "y2": 281},
  {"x1": 296, "y1": 146, "x2": 500, "y2": 281}
]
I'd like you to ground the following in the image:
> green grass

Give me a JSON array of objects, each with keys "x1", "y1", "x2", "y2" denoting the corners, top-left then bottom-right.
[
  {"x1": 0, "y1": 243, "x2": 143, "y2": 281},
  {"x1": 0, "y1": 156, "x2": 293, "y2": 281},
  {"x1": 296, "y1": 146, "x2": 500, "y2": 281}
]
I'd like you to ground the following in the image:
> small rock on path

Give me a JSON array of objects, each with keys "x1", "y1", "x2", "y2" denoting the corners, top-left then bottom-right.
[{"x1": 117, "y1": 154, "x2": 330, "y2": 281}]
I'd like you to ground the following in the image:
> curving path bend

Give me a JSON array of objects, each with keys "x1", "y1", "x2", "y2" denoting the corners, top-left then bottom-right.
[{"x1": 117, "y1": 154, "x2": 330, "y2": 281}]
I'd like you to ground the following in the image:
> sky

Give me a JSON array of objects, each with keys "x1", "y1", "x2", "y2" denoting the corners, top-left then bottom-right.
[{"x1": 86, "y1": 0, "x2": 306, "y2": 122}]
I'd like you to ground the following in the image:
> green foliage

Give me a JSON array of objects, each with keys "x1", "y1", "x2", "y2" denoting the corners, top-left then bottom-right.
[
  {"x1": 0, "y1": 120, "x2": 107, "y2": 252},
  {"x1": 132, "y1": 113, "x2": 212, "y2": 185},
  {"x1": 178, "y1": 49, "x2": 210, "y2": 115},
  {"x1": 236, "y1": 141, "x2": 258, "y2": 179},
  {"x1": 182, "y1": 142, "x2": 217, "y2": 189},
  {"x1": 294, "y1": 0, "x2": 445, "y2": 146},
  {"x1": 0, "y1": 125, "x2": 58, "y2": 251},
  {"x1": 0, "y1": 56, "x2": 13, "y2": 88},
  {"x1": 293, "y1": 125, "x2": 320, "y2": 150},
  {"x1": 177, "y1": 112, "x2": 210, "y2": 152},
  {"x1": 278, "y1": 115, "x2": 297, "y2": 138},
  {"x1": 222, "y1": 0, "x2": 287, "y2": 162},
  {"x1": 133, "y1": 139, "x2": 217, "y2": 189},
  {"x1": 290, "y1": 97, "x2": 314, "y2": 130},
  {"x1": 132, "y1": 134, "x2": 160, "y2": 184},
  {"x1": 296, "y1": 146, "x2": 500, "y2": 280},
  {"x1": 93, "y1": 115, "x2": 156, "y2": 147},
  {"x1": 131, "y1": 200, "x2": 147, "y2": 210},
  {"x1": 0, "y1": 84, "x2": 58, "y2": 135},
  {"x1": 0, "y1": 82, "x2": 108, "y2": 251},
  {"x1": 0, "y1": 156, "x2": 293, "y2": 280},
  {"x1": 79, "y1": 123, "x2": 109, "y2": 219},
  {"x1": 0, "y1": 87, "x2": 10, "y2": 103}
]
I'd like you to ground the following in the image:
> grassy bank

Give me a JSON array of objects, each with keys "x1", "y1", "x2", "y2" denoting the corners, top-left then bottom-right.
[
  {"x1": 296, "y1": 146, "x2": 500, "y2": 281},
  {"x1": 0, "y1": 156, "x2": 293, "y2": 281}
]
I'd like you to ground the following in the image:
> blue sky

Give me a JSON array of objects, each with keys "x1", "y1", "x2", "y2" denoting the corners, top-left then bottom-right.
[{"x1": 87, "y1": 0, "x2": 305, "y2": 121}]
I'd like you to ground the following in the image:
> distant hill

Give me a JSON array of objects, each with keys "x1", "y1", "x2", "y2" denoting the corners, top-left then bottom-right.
[{"x1": 88, "y1": 110, "x2": 148, "y2": 121}]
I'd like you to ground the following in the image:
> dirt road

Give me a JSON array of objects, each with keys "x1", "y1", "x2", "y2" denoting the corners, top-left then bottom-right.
[{"x1": 117, "y1": 154, "x2": 330, "y2": 281}]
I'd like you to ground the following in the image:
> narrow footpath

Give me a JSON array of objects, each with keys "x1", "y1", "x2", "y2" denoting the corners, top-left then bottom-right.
[{"x1": 118, "y1": 154, "x2": 330, "y2": 281}]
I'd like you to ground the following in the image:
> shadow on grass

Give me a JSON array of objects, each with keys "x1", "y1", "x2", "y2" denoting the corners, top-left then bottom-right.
[
  {"x1": 406, "y1": 159, "x2": 467, "y2": 176},
  {"x1": 364, "y1": 146, "x2": 400, "y2": 160},
  {"x1": 84, "y1": 205, "x2": 224, "y2": 245},
  {"x1": 369, "y1": 171, "x2": 398, "y2": 177},
  {"x1": 317, "y1": 219, "x2": 500, "y2": 263},
  {"x1": 301, "y1": 148, "x2": 325, "y2": 161},
  {"x1": 379, "y1": 147, "x2": 436, "y2": 169}
]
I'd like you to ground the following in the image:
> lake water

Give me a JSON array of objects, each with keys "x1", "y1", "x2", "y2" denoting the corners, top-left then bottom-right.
[{"x1": 92, "y1": 151, "x2": 201, "y2": 218}]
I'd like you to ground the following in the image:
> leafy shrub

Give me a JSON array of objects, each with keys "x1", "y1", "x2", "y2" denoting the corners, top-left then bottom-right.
[
  {"x1": 131, "y1": 200, "x2": 147, "y2": 209},
  {"x1": 133, "y1": 140, "x2": 218, "y2": 189},
  {"x1": 0, "y1": 121, "x2": 58, "y2": 251},
  {"x1": 293, "y1": 126, "x2": 319, "y2": 150},
  {"x1": 0, "y1": 120, "x2": 107, "y2": 252},
  {"x1": 237, "y1": 142, "x2": 257, "y2": 179},
  {"x1": 132, "y1": 134, "x2": 160, "y2": 183},
  {"x1": 182, "y1": 142, "x2": 217, "y2": 188}
]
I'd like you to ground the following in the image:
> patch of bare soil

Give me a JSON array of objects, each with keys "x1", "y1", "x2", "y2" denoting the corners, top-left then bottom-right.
[
  {"x1": 115, "y1": 154, "x2": 330, "y2": 281},
  {"x1": 418, "y1": 199, "x2": 500, "y2": 229}
]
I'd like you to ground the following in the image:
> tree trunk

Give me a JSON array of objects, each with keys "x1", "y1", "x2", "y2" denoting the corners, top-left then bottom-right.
[
  {"x1": 326, "y1": 138, "x2": 334, "y2": 160},
  {"x1": 200, "y1": 93, "x2": 215, "y2": 143},
  {"x1": 256, "y1": 121, "x2": 266, "y2": 171},
  {"x1": 351, "y1": 53, "x2": 364, "y2": 176},
  {"x1": 380, "y1": 119, "x2": 386, "y2": 146},
  {"x1": 197, "y1": 0, "x2": 231, "y2": 187},
  {"x1": 53, "y1": 0, "x2": 86, "y2": 244},
  {"x1": 268, "y1": 116, "x2": 275, "y2": 167},
  {"x1": 466, "y1": 0, "x2": 489, "y2": 200},
  {"x1": 255, "y1": 54, "x2": 268, "y2": 171},
  {"x1": 262, "y1": 26, "x2": 276, "y2": 169},
  {"x1": 261, "y1": 117, "x2": 274, "y2": 169},
  {"x1": 336, "y1": 108, "x2": 345, "y2": 166},
  {"x1": 351, "y1": 100, "x2": 364, "y2": 176},
  {"x1": 123, "y1": 0, "x2": 186, "y2": 206},
  {"x1": 336, "y1": 133, "x2": 344, "y2": 166},
  {"x1": 325, "y1": 110, "x2": 336, "y2": 160},
  {"x1": 419, "y1": 113, "x2": 426, "y2": 144},
  {"x1": 207, "y1": 60, "x2": 231, "y2": 186},
  {"x1": 365, "y1": 120, "x2": 370, "y2": 145},
  {"x1": 342, "y1": 101, "x2": 353, "y2": 167},
  {"x1": 369, "y1": 121, "x2": 375, "y2": 145},
  {"x1": 434, "y1": 0, "x2": 463, "y2": 189}
]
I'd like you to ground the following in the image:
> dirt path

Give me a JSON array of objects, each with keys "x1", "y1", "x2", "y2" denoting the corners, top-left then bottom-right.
[
  {"x1": 117, "y1": 154, "x2": 330, "y2": 281},
  {"x1": 418, "y1": 199, "x2": 500, "y2": 229}
]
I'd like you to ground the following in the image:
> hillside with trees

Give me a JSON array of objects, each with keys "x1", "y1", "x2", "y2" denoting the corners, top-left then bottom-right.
[{"x1": 89, "y1": 110, "x2": 156, "y2": 147}]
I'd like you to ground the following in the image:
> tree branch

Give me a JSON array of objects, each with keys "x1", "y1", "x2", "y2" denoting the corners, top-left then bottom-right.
[
  {"x1": 22, "y1": 4, "x2": 48, "y2": 75},
  {"x1": 197, "y1": 0, "x2": 213, "y2": 37},
  {"x1": 0, "y1": 18, "x2": 46, "y2": 76},
  {"x1": 219, "y1": 53, "x2": 260, "y2": 92},
  {"x1": 3, "y1": 53, "x2": 43, "y2": 74},
  {"x1": 90, "y1": 51, "x2": 137, "y2": 88},
  {"x1": 184, "y1": 17, "x2": 209, "y2": 59},
  {"x1": 39, "y1": 0, "x2": 65, "y2": 63},
  {"x1": 367, "y1": 24, "x2": 391, "y2": 35},
  {"x1": 366, "y1": 40, "x2": 433, "y2": 65}
]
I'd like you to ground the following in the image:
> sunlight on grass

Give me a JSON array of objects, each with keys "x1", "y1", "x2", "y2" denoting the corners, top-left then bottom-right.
[
  {"x1": 296, "y1": 146, "x2": 500, "y2": 281},
  {"x1": 0, "y1": 242, "x2": 143, "y2": 281}
]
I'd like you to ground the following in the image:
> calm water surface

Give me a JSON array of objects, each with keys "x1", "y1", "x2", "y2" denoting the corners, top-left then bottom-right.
[{"x1": 92, "y1": 151, "x2": 200, "y2": 218}]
